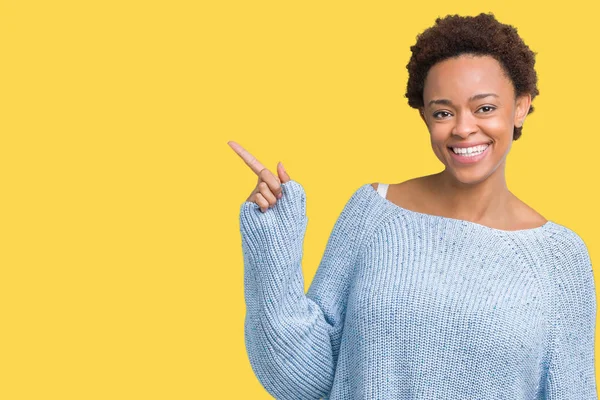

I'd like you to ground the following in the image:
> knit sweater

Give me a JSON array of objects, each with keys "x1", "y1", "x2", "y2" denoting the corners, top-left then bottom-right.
[{"x1": 239, "y1": 180, "x2": 597, "y2": 399}]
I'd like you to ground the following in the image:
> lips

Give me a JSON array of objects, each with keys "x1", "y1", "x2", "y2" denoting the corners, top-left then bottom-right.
[{"x1": 448, "y1": 142, "x2": 491, "y2": 164}]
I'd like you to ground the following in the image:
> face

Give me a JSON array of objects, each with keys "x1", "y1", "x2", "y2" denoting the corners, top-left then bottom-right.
[{"x1": 419, "y1": 54, "x2": 531, "y2": 185}]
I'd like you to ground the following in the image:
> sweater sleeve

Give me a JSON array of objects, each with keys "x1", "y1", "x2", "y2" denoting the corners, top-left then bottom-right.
[
  {"x1": 239, "y1": 180, "x2": 367, "y2": 400},
  {"x1": 544, "y1": 227, "x2": 598, "y2": 399}
]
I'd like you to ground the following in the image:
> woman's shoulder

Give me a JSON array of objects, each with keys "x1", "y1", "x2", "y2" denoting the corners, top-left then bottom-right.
[
  {"x1": 543, "y1": 221, "x2": 589, "y2": 248},
  {"x1": 370, "y1": 175, "x2": 445, "y2": 214},
  {"x1": 370, "y1": 177, "x2": 421, "y2": 192},
  {"x1": 507, "y1": 193, "x2": 549, "y2": 231}
]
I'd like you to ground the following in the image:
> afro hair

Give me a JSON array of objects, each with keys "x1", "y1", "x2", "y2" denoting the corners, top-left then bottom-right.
[{"x1": 405, "y1": 12, "x2": 539, "y2": 140}]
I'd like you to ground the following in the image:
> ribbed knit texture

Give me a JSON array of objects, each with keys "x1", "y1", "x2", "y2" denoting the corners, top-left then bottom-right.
[{"x1": 239, "y1": 180, "x2": 598, "y2": 399}]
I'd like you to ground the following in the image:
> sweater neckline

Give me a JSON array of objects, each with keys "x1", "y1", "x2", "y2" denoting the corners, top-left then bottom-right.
[{"x1": 364, "y1": 183, "x2": 553, "y2": 234}]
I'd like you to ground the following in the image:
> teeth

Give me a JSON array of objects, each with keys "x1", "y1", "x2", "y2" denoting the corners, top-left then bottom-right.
[{"x1": 451, "y1": 144, "x2": 489, "y2": 155}]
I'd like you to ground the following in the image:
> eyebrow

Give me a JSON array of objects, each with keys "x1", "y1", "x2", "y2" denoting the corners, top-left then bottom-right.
[{"x1": 427, "y1": 93, "x2": 499, "y2": 107}]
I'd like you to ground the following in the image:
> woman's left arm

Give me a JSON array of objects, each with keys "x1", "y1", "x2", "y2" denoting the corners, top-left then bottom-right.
[{"x1": 544, "y1": 228, "x2": 598, "y2": 399}]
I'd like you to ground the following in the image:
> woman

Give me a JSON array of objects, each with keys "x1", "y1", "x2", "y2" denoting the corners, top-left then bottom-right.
[{"x1": 229, "y1": 13, "x2": 597, "y2": 399}]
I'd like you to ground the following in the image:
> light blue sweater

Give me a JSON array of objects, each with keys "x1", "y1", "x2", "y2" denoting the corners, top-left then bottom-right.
[{"x1": 239, "y1": 180, "x2": 597, "y2": 399}]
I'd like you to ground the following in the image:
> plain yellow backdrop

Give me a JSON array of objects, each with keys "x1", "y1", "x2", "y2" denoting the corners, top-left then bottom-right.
[{"x1": 1, "y1": 0, "x2": 598, "y2": 398}]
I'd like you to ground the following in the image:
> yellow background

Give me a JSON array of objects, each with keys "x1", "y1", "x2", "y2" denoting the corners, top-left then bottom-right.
[{"x1": 1, "y1": 1, "x2": 598, "y2": 398}]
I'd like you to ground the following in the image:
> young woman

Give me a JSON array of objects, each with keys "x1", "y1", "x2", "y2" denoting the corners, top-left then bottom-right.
[{"x1": 230, "y1": 12, "x2": 597, "y2": 399}]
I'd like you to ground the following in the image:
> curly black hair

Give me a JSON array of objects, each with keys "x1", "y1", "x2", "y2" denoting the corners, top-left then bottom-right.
[{"x1": 405, "y1": 12, "x2": 539, "y2": 141}]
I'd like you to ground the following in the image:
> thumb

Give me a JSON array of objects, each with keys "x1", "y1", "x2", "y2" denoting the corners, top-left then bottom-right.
[{"x1": 277, "y1": 161, "x2": 291, "y2": 183}]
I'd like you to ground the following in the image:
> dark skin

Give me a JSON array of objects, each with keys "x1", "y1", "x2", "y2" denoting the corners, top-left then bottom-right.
[
  {"x1": 371, "y1": 177, "x2": 546, "y2": 231},
  {"x1": 373, "y1": 54, "x2": 547, "y2": 231}
]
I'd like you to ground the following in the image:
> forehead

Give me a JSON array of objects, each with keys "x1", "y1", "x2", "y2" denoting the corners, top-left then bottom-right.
[{"x1": 423, "y1": 54, "x2": 514, "y2": 101}]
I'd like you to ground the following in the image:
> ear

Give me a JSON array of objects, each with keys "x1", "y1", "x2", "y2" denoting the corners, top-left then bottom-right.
[
  {"x1": 514, "y1": 93, "x2": 531, "y2": 128},
  {"x1": 419, "y1": 108, "x2": 427, "y2": 125}
]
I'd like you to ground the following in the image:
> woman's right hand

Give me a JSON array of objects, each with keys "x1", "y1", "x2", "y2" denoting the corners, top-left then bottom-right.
[{"x1": 228, "y1": 141, "x2": 292, "y2": 213}]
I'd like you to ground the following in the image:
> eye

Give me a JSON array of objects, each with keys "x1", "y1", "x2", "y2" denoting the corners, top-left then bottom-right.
[
  {"x1": 432, "y1": 110, "x2": 452, "y2": 119},
  {"x1": 477, "y1": 105, "x2": 496, "y2": 113},
  {"x1": 432, "y1": 106, "x2": 496, "y2": 119}
]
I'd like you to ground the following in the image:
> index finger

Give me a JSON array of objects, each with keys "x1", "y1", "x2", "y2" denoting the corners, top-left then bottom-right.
[{"x1": 227, "y1": 141, "x2": 266, "y2": 176}]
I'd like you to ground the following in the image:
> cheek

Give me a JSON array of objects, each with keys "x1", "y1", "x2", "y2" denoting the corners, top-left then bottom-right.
[
  {"x1": 428, "y1": 124, "x2": 450, "y2": 142},
  {"x1": 483, "y1": 118, "x2": 508, "y2": 134},
  {"x1": 482, "y1": 119, "x2": 515, "y2": 149},
  {"x1": 430, "y1": 131, "x2": 452, "y2": 154}
]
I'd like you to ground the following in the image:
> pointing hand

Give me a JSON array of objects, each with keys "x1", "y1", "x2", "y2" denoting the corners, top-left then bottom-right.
[{"x1": 228, "y1": 141, "x2": 291, "y2": 213}]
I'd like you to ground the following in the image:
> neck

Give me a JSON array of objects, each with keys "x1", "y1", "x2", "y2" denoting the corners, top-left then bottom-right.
[{"x1": 429, "y1": 167, "x2": 514, "y2": 224}]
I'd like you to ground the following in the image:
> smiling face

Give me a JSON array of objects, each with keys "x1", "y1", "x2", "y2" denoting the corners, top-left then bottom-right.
[{"x1": 420, "y1": 54, "x2": 531, "y2": 185}]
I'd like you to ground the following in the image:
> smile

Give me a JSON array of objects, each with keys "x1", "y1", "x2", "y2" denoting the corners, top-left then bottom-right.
[{"x1": 447, "y1": 143, "x2": 492, "y2": 164}]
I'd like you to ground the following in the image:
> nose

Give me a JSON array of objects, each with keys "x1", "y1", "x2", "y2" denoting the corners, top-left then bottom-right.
[{"x1": 452, "y1": 111, "x2": 478, "y2": 138}]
